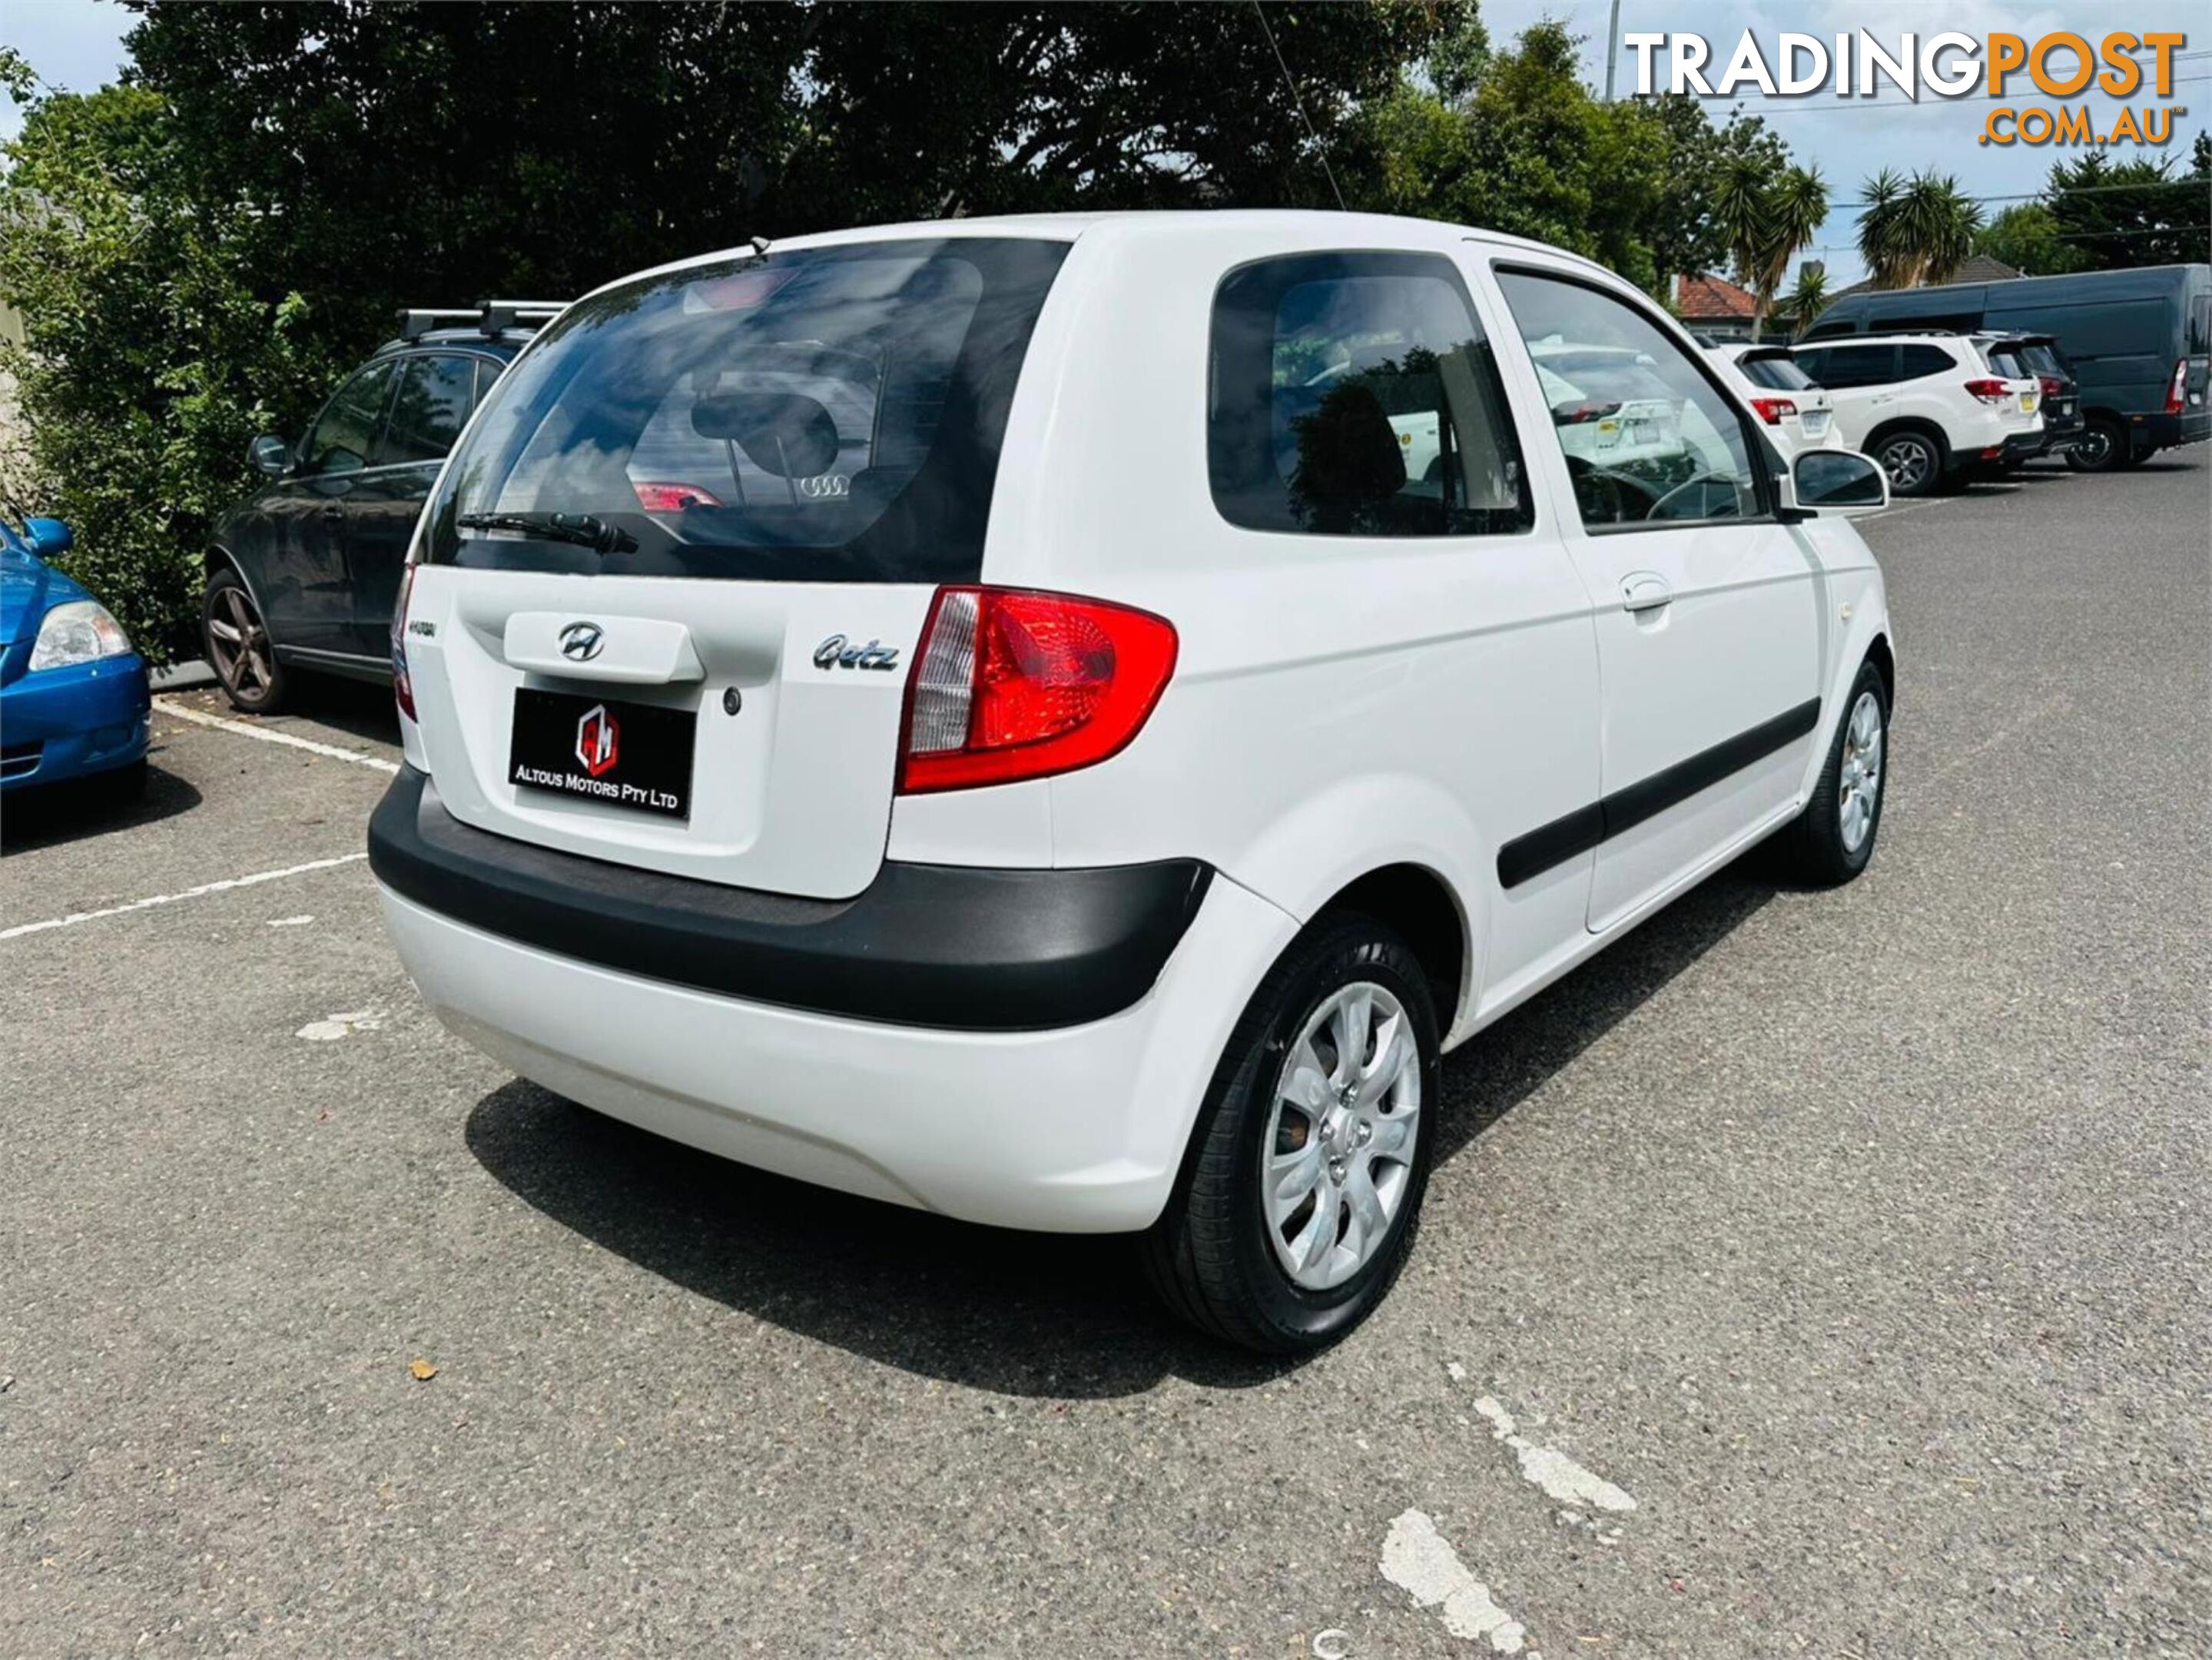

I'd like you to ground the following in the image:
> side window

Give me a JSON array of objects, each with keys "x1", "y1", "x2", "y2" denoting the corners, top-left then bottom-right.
[
  {"x1": 1494, "y1": 269, "x2": 1760, "y2": 530},
  {"x1": 300, "y1": 360, "x2": 399, "y2": 476},
  {"x1": 1803, "y1": 344, "x2": 1897, "y2": 389},
  {"x1": 1209, "y1": 251, "x2": 1531, "y2": 537},
  {"x1": 1899, "y1": 344, "x2": 1959, "y2": 380},
  {"x1": 378, "y1": 356, "x2": 478, "y2": 466}
]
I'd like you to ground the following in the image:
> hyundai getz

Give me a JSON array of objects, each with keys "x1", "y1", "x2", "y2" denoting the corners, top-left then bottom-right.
[{"x1": 370, "y1": 213, "x2": 1896, "y2": 1353}]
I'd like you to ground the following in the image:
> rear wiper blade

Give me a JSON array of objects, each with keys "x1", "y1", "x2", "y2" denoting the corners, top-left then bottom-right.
[{"x1": 456, "y1": 510, "x2": 637, "y2": 553}]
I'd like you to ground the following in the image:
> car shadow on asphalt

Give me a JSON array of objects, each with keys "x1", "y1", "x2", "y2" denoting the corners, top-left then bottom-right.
[
  {"x1": 0, "y1": 755, "x2": 202, "y2": 854},
  {"x1": 463, "y1": 854, "x2": 1778, "y2": 1394}
]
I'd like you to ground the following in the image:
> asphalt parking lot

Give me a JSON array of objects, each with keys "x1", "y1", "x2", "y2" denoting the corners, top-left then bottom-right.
[{"x1": 4, "y1": 456, "x2": 2207, "y2": 1657}]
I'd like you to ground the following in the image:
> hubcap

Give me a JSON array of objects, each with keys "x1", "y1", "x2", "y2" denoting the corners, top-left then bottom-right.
[
  {"x1": 1879, "y1": 438, "x2": 1931, "y2": 491},
  {"x1": 1261, "y1": 981, "x2": 1421, "y2": 1291},
  {"x1": 1839, "y1": 689, "x2": 1884, "y2": 854},
  {"x1": 2078, "y1": 428, "x2": 2112, "y2": 465},
  {"x1": 207, "y1": 586, "x2": 274, "y2": 698}
]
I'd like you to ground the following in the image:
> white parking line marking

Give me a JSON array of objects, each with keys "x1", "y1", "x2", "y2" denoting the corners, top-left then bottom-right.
[
  {"x1": 0, "y1": 853, "x2": 368, "y2": 941},
  {"x1": 1472, "y1": 1396, "x2": 1637, "y2": 1514},
  {"x1": 155, "y1": 696, "x2": 400, "y2": 774},
  {"x1": 1380, "y1": 1509, "x2": 1532, "y2": 1655}
]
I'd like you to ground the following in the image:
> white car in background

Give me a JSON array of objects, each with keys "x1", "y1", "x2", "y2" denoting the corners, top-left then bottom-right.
[{"x1": 1706, "y1": 344, "x2": 1843, "y2": 460}]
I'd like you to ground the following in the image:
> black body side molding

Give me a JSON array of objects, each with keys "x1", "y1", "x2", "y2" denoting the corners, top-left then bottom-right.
[
  {"x1": 368, "y1": 766, "x2": 1212, "y2": 1031},
  {"x1": 1497, "y1": 698, "x2": 1822, "y2": 889}
]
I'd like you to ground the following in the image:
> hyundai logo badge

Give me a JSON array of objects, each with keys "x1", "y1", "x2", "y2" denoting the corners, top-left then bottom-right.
[{"x1": 559, "y1": 621, "x2": 605, "y2": 662}]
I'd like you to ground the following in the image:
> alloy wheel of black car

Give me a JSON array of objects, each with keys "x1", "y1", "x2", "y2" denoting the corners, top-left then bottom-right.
[{"x1": 203, "y1": 566, "x2": 290, "y2": 714}]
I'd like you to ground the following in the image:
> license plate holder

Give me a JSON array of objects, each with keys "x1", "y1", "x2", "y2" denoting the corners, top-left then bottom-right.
[{"x1": 509, "y1": 688, "x2": 695, "y2": 820}]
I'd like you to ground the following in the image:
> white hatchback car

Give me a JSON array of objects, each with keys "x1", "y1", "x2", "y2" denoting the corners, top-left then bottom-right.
[{"x1": 372, "y1": 212, "x2": 1896, "y2": 1351}]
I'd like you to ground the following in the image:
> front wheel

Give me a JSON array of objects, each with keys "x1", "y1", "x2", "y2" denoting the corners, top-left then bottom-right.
[
  {"x1": 203, "y1": 566, "x2": 290, "y2": 714},
  {"x1": 1780, "y1": 661, "x2": 1889, "y2": 885},
  {"x1": 1143, "y1": 916, "x2": 1439, "y2": 1353}
]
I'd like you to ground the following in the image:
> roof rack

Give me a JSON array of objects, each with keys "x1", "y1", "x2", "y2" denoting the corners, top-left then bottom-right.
[{"x1": 396, "y1": 299, "x2": 569, "y2": 342}]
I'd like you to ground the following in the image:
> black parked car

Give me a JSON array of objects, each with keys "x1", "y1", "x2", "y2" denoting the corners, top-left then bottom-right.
[
  {"x1": 204, "y1": 302, "x2": 563, "y2": 712},
  {"x1": 1975, "y1": 332, "x2": 2084, "y2": 463}
]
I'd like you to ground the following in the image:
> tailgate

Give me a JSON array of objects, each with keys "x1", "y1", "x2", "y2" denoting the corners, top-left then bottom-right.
[{"x1": 406, "y1": 567, "x2": 931, "y2": 899}]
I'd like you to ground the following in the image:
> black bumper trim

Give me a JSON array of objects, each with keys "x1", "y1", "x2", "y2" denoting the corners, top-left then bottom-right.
[{"x1": 368, "y1": 766, "x2": 1212, "y2": 1031}]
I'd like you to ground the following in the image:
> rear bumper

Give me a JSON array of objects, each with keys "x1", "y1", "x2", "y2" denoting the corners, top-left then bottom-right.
[
  {"x1": 376, "y1": 872, "x2": 1295, "y2": 1233},
  {"x1": 369, "y1": 765, "x2": 1211, "y2": 1031},
  {"x1": 0, "y1": 654, "x2": 151, "y2": 790},
  {"x1": 370, "y1": 766, "x2": 1299, "y2": 1230},
  {"x1": 2135, "y1": 410, "x2": 2210, "y2": 452}
]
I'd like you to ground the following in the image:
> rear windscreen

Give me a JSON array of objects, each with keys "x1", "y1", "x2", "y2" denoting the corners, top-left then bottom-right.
[
  {"x1": 1736, "y1": 354, "x2": 1816, "y2": 391},
  {"x1": 425, "y1": 238, "x2": 1068, "y2": 583}
]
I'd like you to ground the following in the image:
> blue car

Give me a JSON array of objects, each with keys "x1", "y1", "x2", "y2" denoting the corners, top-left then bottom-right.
[{"x1": 2, "y1": 516, "x2": 151, "y2": 797}]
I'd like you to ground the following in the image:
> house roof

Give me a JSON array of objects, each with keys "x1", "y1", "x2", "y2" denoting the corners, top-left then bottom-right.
[
  {"x1": 1830, "y1": 254, "x2": 2025, "y2": 300},
  {"x1": 1673, "y1": 273, "x2": 1758, "y2": 320}
]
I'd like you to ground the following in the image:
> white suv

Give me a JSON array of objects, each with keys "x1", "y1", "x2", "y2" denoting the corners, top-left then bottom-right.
[
  {"x1": 1792, "y1": 333, "x2": 2043, "y2": 496},
  {"x1": 371, "y1": 213, "x2": 1897, "y2": 1351}
]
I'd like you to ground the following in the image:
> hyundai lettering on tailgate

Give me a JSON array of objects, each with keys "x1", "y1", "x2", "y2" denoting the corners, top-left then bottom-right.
[{"x1": 508, "y1": 688, "x2": 695, "y2": 819}]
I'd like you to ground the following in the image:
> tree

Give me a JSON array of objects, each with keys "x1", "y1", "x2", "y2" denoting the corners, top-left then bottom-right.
[
  {"x1": 1641, "y1": 101, "x2": 1787, "y2": 300},
  {"x1": 1714, "y1": 154, "x2": 1827, "y2": 337},
  {"x1": 0, "y1": 85, "x2": 335, "y2": 657},
  {"x1": 1782, "y1": 264, "x2": 1830, "y2": 338},
  {"x1": 1858, "y1": 168, "x2": 1981, "y2": 289},
  {"x1": 2039, "y1": 146, "x2": 2210, "y2": 270},
  {"x1": 1975, "y1": 202, "x2": 2085, "y2": 276}
]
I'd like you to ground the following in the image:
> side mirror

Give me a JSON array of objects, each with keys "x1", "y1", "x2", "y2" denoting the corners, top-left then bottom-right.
[
  {"x1": 1786, "y1": 449, "x2": 1889, "y2": 518},
  {"x1": 22, "y1": 516, "x2": 73, "y2": 556},
  {"x1": 250, "y1": 435, "x2": 293, "y2": 477}
]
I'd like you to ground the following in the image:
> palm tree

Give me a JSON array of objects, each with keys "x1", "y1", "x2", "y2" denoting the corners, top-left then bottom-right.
[
  {"x1": 1785, "y1": 264, "x2": 1829, "y2": 338},
  {"x1": 1858, "y1": 168, "x2": 1983, "y2": 288},
  {"x1": 1716, "y1": 159, "x2": 1829, "y2": 339},
  {"x1": 1750, "y1": 165, "x2": 1829, "y2": 334}
]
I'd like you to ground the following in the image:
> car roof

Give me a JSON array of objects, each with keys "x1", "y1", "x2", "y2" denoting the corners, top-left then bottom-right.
[{"x1": 574, "y1": 210, "x2": 1626, "y2": 309}]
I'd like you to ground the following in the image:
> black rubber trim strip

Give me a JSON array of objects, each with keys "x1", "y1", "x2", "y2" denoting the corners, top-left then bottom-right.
[
  {"x1": 1497, "y1": 697, "x2": 1822, "y2": 889},
  {"x1": 368, "y1": 766, "x2": 1212, "y2": 1031}
]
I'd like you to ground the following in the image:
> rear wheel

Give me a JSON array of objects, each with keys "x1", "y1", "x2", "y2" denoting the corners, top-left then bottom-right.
[
  {"x1": 203, "y1": 566, "x2": 290, "y2": 714},
  {"x1": 1143, "y1": 915, "x2": 1438, "y2": 1353},
  {"x1": 2064, "y1": 417, "x2": 2125, "y2": 472},
  {"x1": 1871, "y1": 429, "x2": 1942, "y2": 497}
]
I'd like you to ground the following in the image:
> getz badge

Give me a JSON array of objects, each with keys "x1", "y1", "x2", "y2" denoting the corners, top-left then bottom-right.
[{"x1": 812, "y1": 634, "x2": 900, "y2": 671}]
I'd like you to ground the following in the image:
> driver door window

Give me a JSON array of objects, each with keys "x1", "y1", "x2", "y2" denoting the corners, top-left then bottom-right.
[
  {"x1": 1494, "y1": 271, "x2": 1760, "y2": 529},
  {"x1": 300, "y1": 360, "x2": 399, "y2": 476}
]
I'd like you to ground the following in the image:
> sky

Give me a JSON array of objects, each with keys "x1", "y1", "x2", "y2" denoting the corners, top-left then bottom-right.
[{"x1": 3, "y1": 0, "x2": 2204, "y2": 286}]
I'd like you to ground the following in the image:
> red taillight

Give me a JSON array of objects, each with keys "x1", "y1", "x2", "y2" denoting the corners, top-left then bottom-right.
[
  {"x1": 633, "y1": 480, "x2": 722, "y2": 513},
  {"x1": 897, "y1": 586, "x2": 1177, "y2": 795},
  {"x1": 2038, "y1": 374, "x2": 2064, "y2": 399},
  {"x1": 391, "y1": 563, "x2": 416, "y2": 721},
  {"x1": 2165, "y1": 358, "x2": 2187, "y2": 414},
  {"x1": 1553, "y1": 400, "x2": 1623, "y2": 426},
  {"x1": 1748, "y1": 396, "x2": 1798, "y2": 426},
  {"x1": 1964, "y1": 378, "x2": 2011, "y2": 405}
]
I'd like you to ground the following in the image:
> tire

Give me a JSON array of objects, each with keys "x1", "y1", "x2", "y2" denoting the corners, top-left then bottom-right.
[
  {"x1": 1142, "y1": 915, "x2": 1440, "y2": 1354},
  {"x1": 2064, "y1": 417, "x2": 2125, "y2": 473},
  {"x1": 1779, "y1": 659, "x2": 1889, "y2": 886},
  {"x1": 203, "y1": 565, "x2": 290, "y2": 714},
  {"x1": 1870, "y1": 428, "x2": 1942, "y2": 498}
]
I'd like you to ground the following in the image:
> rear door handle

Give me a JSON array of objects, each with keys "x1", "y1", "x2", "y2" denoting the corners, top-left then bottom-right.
[{"x1": 1620, "y1": 573, "x2": 1672, "y2": 613}]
